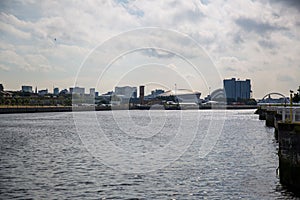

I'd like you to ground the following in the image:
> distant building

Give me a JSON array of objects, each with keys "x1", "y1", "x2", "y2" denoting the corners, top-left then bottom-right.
[
  {"x1": 69, "y1": 87, "x2": 85, "y2": 95},
  {"x1": 95, "y1": 92, "x2": 99, "y2": 97},
  {"x1": 115, "y1": 86, "x2": 137, "y2": 98},
  {"x1": 22, "y1": 85, "x2": 33, "y2": 93},
  {"x1": 53, "y1": 87, "x2": 59, "y2": 95},
  {"x1": 151, "y1": 89, "x2": 164, "y2": 98},
  {"x1": 145, "y1": 89, "x2": 165, "y2": 100},
  {"x1": 203, "y1": 88, "x2": 226, "y2": 105},
  {"x1": 103, "y1": 91, "x2": 113, "y2": 96},
  {"x1": 0, "y1": 84, "x2": 3, "y2": 92},
  {"x1": 38, "y1": 89, "x2": 48, "y2": 96},
  {"x1": 223, "y1": 78, "x2": 251, "y2": 101},
  {"x1": 90, "y1": 88, "x2": 95, "y2": 97},
  {"x1": 1, "y1": 91, "x2": 12, "y2": 98},
  {"x1": 159, "y1": 89, "x2": 201, "y2": 103},
  {"x1": 139, "y1": 85, "x2": 145, "y2": 105},
  {"x1": 59, "y1": 89, "x2": 68, "y2": 95},
  {"x1": 210, "y1": 88, "x2": 226, "y2": 101}
]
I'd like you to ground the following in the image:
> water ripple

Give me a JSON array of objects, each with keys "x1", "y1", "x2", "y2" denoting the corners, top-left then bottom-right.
[{"x1": 0, "y1": 110, "x2": 298, "y2": 199}]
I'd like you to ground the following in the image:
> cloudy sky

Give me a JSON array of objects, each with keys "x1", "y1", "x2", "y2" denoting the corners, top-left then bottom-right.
[{"x1": 0, "y1": 0, "x2": 299, "y2": 98}]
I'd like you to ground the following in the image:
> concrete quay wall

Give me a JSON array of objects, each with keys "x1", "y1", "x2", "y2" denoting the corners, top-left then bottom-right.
[
  {"x1": 0, "y1": 106, "x2": 113, "y2": 114},
  {"x1": 278, "y1": 122, "x2": 300, "y2": 190},
  {"x1": 255, "y1": 106, "x2": 300, "y2": 192},
  {"x1": 0, "y1": 106, "x2": 72, "y2": 114}
]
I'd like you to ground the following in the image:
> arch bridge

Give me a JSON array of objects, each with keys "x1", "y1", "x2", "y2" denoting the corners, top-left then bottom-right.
[{"x1": 259, "y1": 92, "x2": 289, "y2": 104}]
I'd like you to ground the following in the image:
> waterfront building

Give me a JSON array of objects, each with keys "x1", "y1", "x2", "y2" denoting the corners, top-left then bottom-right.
[
  {"x1": 69, "y1": 87, "x2": 85, "y2": 95},
  {"x1": 38, "y1": 89, "x2": 48, "y2": 96},
  {"x1": 159, "y1": 89, "x2": 201, "y2": 103},
  {"x1": 53, "y1": 87, "x2": 59, "y2": 95},
  {"x1": 21, "y1": 85, "x2": 33, "y2": 93},
  {"x1": 151, "y1": 89, "x2": 164, "y2": 98},
  {"x1": 210, "y1": 88, "x2": 226, "y2": 101},
  {"x1": 115, "y1": 86, "x2": 137, "y2": 99},
  {"x1": 59, "y1": 89, "x2": 68, "y2": 95},
  {"x1": 144, "y1": 89, "x2": 165, "y2": 100},
  {"x1": 223, "y1": 78, "x2": 251, "y2": 101}
]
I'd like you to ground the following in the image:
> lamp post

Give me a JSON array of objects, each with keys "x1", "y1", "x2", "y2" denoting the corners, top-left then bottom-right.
[
  {"x1": 174, "y1": 83, "x2": 177, "y2": 103},
  {"x1": 290, "y1": 90, "x2": 293, "y2": 122}
]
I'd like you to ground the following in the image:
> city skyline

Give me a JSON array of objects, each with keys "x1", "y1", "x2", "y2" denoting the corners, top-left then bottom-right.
[
  {"x1": 1, "y1": 76, "x2": 297, "y2": 99},
  {"x1": 1, "y1": 1, "x2": 300, "y2": 98}
]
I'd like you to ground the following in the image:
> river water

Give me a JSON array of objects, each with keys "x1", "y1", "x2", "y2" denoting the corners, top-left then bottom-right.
[{"x1": 0, "y1": 110, "x2": 298, "y2": 199}]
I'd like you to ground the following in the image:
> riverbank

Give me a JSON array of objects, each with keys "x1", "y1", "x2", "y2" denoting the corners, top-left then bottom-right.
[
  {"x1": 0, "y1": 106, "x2": 112, "y2": 114},
  {"x1": 0, "y1": 104, "x2": 258, "y2": 114}
]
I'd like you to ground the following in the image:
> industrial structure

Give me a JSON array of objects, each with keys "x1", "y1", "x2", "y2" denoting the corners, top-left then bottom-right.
[{"x1": 139, "y1": 85, "x2": 145, "y2": 105}]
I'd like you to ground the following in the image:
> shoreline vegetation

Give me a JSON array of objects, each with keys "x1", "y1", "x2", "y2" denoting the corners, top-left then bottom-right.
[{"x1": 0, "y1": 104, "x2": 258, "y2": 114}]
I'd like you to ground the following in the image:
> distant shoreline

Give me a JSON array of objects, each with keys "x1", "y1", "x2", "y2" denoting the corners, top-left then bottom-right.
[{"x1": 0, "y1": 105, "x2": 258, "y2": 114}]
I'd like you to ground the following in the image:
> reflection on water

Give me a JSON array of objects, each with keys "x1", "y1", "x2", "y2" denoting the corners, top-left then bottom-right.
[{"x1": 0, "y1": 110, "x2": 298, "y2": 199}]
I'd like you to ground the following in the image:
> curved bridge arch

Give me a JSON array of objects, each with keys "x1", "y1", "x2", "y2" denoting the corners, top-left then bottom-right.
[
  {"x1": 262, "y1": 92, "x2": 286, "y2": 100},
  {"x1": 261, "y1": 92, "x2": 289, "y2": 103}
]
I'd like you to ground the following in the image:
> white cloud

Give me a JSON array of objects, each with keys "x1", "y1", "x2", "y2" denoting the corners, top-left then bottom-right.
[
  {"x1": 0, "y1": 0, "x2": 299, "y2": 97},
  {"x1": 0, "y1": 20, "x2": 31, "y2": 40},
  {"x1": 0, "y1": 64, "x2": 9, "y2": 71},
  {"x1": 0, "y1": 50, "x2": 28, "y2": 67}
]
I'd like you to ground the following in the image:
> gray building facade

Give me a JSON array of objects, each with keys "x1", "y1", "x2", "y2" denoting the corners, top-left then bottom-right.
[
  {"x1": 115, "y1": 86, "x2": 137, "y2": 99},
  {"x1": 70, "y1": 87, "x2": 85, "y2": 95}
]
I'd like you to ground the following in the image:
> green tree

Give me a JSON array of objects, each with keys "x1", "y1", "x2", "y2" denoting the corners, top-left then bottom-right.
[
  {"x1": 23, "y1": 98, "x2": 29, "y2": 106},
  {"x1": 15, "y1": 98, "x2": 20, "y2": 106},
  {"x1": 0, "y1": 97, "x2": 4, "y2": 105},
  {"x1": 292, "y1": 86, "x2": 300, "y2": 103},
  {"x1": 5, "y1": 99, "x2": 10, "y2": 106},
  {"x1": 64, "y1": 98, "x2": 71, "y2": 106},
  {"x1": 10, "y1": 98, "x2": 16, "y2": 106}
]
